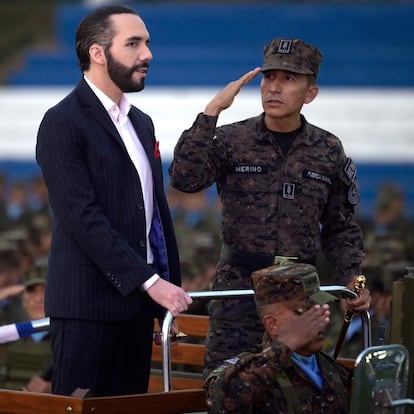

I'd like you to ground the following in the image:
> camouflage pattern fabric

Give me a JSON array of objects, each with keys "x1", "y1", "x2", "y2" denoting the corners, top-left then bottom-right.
[
  {"x1": 204, "y1": 262, "x2": 264, "y2": 377},
  {"x1": 251, "y1": 263, "x2": 337, "y2": 310},
  {"x1": 0, "y1": 336, "x2": 51, "y2": 390},
  {"x1": 170, "y1": 113, "x2": 363, "y2": 283},
  {"x1": 261, "y1": 38, "x2": 322, "y2": 76},
  {"x1": 205, "y1": 334, "x2": 352, "y2": 414},
  {"x1": 170, "y1": 112, "x2": 364, "y2": 375}
]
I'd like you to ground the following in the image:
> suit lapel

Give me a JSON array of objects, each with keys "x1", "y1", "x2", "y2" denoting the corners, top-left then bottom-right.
[
  {"x1": 75, "y1": 78, "x2": 160, "y2": 184},
  {"x1": 75, "y1": 78, "x2": 125, "y2": 148}
]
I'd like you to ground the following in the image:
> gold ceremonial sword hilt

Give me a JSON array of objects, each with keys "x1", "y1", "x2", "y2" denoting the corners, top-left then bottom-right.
[
  {"x1": 153, "y1": 331, "x2": 187, "y2": 345},
  {"x1": 344, "y1": 275, "x2": 366, "y2": 322},
  {"x1": 354, "y1": 275, "x2": 366, "y2": 295},
  {"x1": 333, "y1": 275, "x2": 366, "y2": 359}
]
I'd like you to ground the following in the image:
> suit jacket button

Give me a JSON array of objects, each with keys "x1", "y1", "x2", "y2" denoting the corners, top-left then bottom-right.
[{"x1": 139, "y1": 240, "x2": 146, "y2": 248}]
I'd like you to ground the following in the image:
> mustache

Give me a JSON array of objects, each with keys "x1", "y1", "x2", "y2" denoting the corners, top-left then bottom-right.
[
  {"x1": 264, "y1": 94, "x2": 280, "y2": 100},
  {"x1": 130, "y1": 63, "x2": 149, "y2": 73}
]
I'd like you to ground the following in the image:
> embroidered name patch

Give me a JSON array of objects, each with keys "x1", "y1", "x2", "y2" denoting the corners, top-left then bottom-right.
[
  {"x1": 231, "y1": 165, "x2": 267, "y2": 174},
  {"x1": 303, "y1": 169, "x2": 332, "y2": 185}
]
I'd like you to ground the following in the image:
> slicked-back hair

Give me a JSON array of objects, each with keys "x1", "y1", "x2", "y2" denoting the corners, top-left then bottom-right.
[{"x1": 75, "y1": 5, "x2": 138, "y2": 72}]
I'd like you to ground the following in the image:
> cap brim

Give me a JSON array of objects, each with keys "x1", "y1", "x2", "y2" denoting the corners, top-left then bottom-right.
[
  {"x1": 25, "y1": 278, "x2": 46, "y2": 288},
  {"x1": 260, "y1": 64, "x2": 314, "y2": 75},
  {"x1": 309, "y1": 290, "x2": 338, "y2": 305}
]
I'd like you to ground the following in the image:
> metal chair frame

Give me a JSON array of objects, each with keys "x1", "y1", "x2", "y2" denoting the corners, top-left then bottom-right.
[{"x1": 160, "y1": 286, "x2": 372, "y2": 392}]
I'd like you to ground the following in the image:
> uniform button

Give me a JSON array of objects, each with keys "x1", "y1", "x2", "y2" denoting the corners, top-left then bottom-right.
[
  {"x1": 139, "y1": 240, "x2": 146, "y2": 248},
  {"x1": 137, "y1": 202, "x2": 144, "y2": 210}
]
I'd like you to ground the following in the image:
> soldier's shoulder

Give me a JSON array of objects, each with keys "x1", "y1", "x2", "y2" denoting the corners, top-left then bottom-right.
[{"x1": 305, "y1": 120, "x2": 343, "y2": 147}]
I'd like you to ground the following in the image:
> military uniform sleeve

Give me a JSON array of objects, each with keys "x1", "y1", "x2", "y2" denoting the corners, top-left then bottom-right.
[
  {"x1": 204, "y1": 341, "x2": 293, "y2": 413},
  {"x1": 169, "y1": 113, "x2": 226, "y2": 192},
  {"x1": 320, "y1": 147, "x2": 364, "y2": 285}
]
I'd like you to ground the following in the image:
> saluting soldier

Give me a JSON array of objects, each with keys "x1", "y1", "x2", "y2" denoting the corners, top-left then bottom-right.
[
  {"x1": 169, "y1": 37, "x2": 371, "y2": 376},
  {"x1": 205, "y1": 263, "x2": 352, "y2": 413}
]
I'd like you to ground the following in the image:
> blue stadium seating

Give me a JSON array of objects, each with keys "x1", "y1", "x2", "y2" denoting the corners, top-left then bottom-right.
[
  {"x1": 3, "y1": 3, "x2": 414, "y2": 218},
  {"x1": 6, "y1": 3, "x2": 414, "y2": 87}
]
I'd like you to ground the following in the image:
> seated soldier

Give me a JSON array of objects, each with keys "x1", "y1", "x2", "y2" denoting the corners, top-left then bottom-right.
[{"x1": 204, "y1": 263, "x2": 352, "y2": 413}]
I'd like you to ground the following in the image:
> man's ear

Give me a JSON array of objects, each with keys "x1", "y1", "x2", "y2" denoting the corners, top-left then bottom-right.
[
  {"x1": 304, "y1": 85, "x2": 319, "y2": 104},
  {"x1": 262, "y1": 314, "x2": 280, "y2": 336},
  {"x1": 89, "y1": 44, "x2": 106, "y2": 66}
]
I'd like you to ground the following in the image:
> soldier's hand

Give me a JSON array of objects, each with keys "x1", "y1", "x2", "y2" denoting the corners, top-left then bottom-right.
[
  {"x1": 278, "y1": 304, "x2": 330, "y2": 352},
  {"x1": 0, "y1": 284, "x2": 24, "y2": 302},
  {"x1": 146, "y1": 278, "x2": 193, "y2": 317},
  {"x1": 343, "y1": 287, "x2": 371, "y2": 313},
  {"x1": 204, "y1": 67, "x2": 261, "y2": 116}
]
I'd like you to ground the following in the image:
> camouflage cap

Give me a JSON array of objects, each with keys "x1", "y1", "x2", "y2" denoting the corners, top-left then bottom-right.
[
  {"x1": 24, "y1": 258, "x2": 48, "y2": 288},
  {"x1": 261, "y1": 38, "x2": 322, "y2": 76},
  {"x1": 251, "y1": 263, "x2": 337, "y2": 312}
]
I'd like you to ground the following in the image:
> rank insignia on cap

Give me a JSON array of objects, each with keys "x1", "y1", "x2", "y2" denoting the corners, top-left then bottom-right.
[
  {"x1": 277, "y1": 39, "x2": 292, "y2": 54},
  {"x1": 301, "y1": 273, "x2": 319, "y2": 293}
]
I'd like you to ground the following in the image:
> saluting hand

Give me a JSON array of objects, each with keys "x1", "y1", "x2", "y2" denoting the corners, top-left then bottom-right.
[
  {"x1": 204, "y1": 67, "x2": 261, "y2": 117},
  {"x1": 277, "y1": 304, "x2": 331, "y2": 352}
]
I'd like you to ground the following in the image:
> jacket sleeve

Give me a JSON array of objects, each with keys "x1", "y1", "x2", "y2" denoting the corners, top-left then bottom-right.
[
  {"x1": 320, "y1": 149, "x2": 364, "y2": 284},
  {"x1": 204, "y1": 341, "x2": 293, "y2": 413},
  {"x1": 169, "y1": 113, "x2": 226, "y2": 193}
]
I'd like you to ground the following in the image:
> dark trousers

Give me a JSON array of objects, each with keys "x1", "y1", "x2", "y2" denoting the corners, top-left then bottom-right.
[{"x1": 50, "y1": 313, "x2": 154, "y2": 397}]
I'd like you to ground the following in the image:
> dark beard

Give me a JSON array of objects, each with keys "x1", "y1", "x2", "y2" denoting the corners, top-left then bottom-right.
[{"x1": 106, "y1": 50, "x2": 148, "y2": 93}]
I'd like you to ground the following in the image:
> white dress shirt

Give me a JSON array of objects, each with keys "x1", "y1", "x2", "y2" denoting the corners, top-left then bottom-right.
[{"x1": 84, "y1": 76, "x2": 159, "y2": 290}]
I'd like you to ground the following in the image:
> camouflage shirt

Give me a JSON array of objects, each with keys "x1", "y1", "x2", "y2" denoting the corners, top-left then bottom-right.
[
  {"x1": 170, "y1": 113, "x2": 363, "y2": 284},
  {"x1": 204, "y1": 334, "x2": 352, "y2": 414}
]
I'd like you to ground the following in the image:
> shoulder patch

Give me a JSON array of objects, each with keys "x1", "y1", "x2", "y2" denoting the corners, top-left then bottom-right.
[
  {"x1": 348, "y1": 181, "x2": 360, "y2": 205},
  {"x1": 344, "y1": 158, "x2": 357, "y2": 184},
  {"x1": 223, "y1": 357, "x2": 240, "y2": 366}
]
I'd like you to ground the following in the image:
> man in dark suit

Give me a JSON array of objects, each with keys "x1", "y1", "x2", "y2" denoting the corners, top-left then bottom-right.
[{"x1": 36, "y1": 5, "x2": 192, "y2": 397}]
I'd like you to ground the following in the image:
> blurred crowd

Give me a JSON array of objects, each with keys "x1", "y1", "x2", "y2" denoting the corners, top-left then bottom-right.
[
  {"x1": 324, "y1": 182, "x2": 414, "y2": 358},
  {"x1": 0, "y1": 169, "x2": 413, "y2": 391},
  {"x1": 0, "y1": 172, "x2": 52, "y2": 392}
]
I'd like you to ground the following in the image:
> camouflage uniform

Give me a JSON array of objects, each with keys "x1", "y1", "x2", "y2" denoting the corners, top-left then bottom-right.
[
  {"x1": 205, "y1": 335, "x2": 351, "y2": 414},
  {"x1": 205, "y1": 264, "x2": 351, "y2": 413},
  {"x1": 169, "y1": 38, "x2": 363, "y2": 375},
  {"x1": 170, "y1": 112, "x2": 363, "y2": 373}
]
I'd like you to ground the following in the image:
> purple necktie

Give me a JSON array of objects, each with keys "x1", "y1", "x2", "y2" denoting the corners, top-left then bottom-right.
[{"x1": 149, "y1": 199, "x2": 169, "y2": 281}]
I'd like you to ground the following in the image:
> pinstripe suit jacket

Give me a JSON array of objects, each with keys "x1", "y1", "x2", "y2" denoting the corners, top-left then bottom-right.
[{"x1": 36, "y1": 78, "x2": 181, "y2": 321}]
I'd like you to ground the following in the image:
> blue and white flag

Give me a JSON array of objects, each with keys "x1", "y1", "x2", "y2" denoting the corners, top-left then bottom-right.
[{"x1": 0, "y1": 317, "x2": 50, "y2": 344}]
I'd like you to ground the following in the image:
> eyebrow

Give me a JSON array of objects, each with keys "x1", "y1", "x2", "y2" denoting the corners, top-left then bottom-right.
[{"x1": 126, "y1": 36, "x2": 150, "y2": 44}]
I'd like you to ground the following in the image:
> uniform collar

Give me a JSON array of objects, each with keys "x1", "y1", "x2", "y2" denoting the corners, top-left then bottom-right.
[{"x1": 257, "y1": 113, "x2": 315, "y2": 146}]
